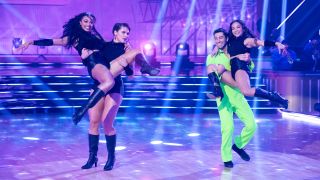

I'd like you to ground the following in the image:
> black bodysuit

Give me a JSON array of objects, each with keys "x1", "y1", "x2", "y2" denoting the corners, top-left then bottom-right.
[
  {"x1": 97, "y1": 41, "x2": 125, "y2": 95},
  {"x1": 228, "y1": 34, "x2": 251, "y2": 79},
  {"x1": 75, "y1": 32, "x2": 124, "y2": 95}
]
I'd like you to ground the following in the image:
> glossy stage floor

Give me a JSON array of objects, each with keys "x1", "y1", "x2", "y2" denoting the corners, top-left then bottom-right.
[
  {"x1": 0, "y1": 112, "x2": 319, "y2": 179},
  {"x1": 1, "y1": 54, "x2": 320, "y2": 179}
]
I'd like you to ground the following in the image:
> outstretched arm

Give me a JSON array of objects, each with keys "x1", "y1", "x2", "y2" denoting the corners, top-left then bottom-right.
[
  {"x1": 19, "y1": 37, "x2": 68, "y2": 51},
  {"x1": 244, "y1": 38, "x2": 286, "y2": 51}
]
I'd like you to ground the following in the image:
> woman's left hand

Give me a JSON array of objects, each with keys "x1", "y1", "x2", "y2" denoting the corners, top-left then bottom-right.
[
  {"x1": 81, "y1": 48, "x2": 98, "y2": 59},
  {"x1": 124, "y1": 42, "x2": 132, "y2": 52},
  {"x1": 275, "y1": 42, "x2": 287, "y2": 51},
  {"x1": 237, "y1": 53, "x2": 251, "y2": 62}
]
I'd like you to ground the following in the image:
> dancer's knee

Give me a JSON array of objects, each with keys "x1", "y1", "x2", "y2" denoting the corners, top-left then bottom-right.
[
  {"x1": 221, "y1": 124, "x2": 234, "y2": 134},
  {"x1": 246, "y1": 120, "x2": 257, "y2": 133},
  {"x1": 100, "y1": 79, "x2": 115, "y2": 91},
  {"x1": 117, "y1": 56, "x2": 130, "y2": 67},
  {"x1": 207, "y1": 64, "x2": 218, "y2": 74},
  {"x1": 240, "y1": 88, "x2": 252, "y2": 96},
  {"x1": 89, "y1": 119, "x2": 100, "y2": 133}
]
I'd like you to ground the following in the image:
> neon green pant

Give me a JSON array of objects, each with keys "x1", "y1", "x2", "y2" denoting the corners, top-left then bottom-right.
[{"x1": 217, "y1": 94, "x2": 256, "y2": 162}]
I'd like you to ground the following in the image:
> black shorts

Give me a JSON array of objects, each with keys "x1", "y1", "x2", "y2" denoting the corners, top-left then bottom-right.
[
  {"x1": 92, "y1": 75, "x2": 124, "y2": 96},
  {"x1": 230, "y1": 58, "x2": 250, "y2": 79}
]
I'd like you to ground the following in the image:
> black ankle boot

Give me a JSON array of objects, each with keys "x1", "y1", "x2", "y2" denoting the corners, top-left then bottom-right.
[
  {"x1": 232, "y1": 144, "x2": 250, "y2": 161},
  {"x1": 254, "y1": 88, "x2": 288, "y2": 109},
  {"x1": 82, "y1": 134, "x2": 99, "y2": 169},
  {"x1": 135, "y1": 53, "x2": 160, "y2": 76},
  {"x1": 224, "y1": 161, "x2": 234, "y2": 168},
  {"x1": 208, "y1": 72, "x2": 224, "y2": 99},
  {"x1": 104, "y1": 134, "x2": 116, "y2": 171},
  {"x1": 72, "y1": 88, "x2": 105, "y2": 125}
]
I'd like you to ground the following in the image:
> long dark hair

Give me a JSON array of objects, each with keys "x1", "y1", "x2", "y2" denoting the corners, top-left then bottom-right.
[
  {"x1": 228, "y1": 20, "x2": 255, "y2": 40},
  {"x1": 62, "y1": 12, "x2": 104, "y2": 48}
]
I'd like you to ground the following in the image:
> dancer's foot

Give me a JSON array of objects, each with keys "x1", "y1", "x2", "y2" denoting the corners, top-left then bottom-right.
[
  {"x1": 271, "y1": 92, "x2": 288, "y2": 109},
  {"x1": 81, "y1": 153, "x2": 98, "y2": 169},
  {"x1": 232, "y1": 144, "x2": 250, "y2": 161},
  {"x1": 72, "y1": 108, "x2": 85, "y2": 125},
  {"x1": 224, "y1": 161, "x2": 234, "y2": 168}
]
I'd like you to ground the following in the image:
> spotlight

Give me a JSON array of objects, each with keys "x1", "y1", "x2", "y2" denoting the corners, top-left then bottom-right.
[
  {"x1": 12, "y1": 38, "x2": 22, "y2": 49},
  {"x1": 176, "y1": 42, "x2": 189, "y2": 57},
  {"x1": 142, "y1": 42, "x2": 159, "y2": 67},
  {"x1": 172, "y1": 42, "x2": 194, "y2": 73},
  {"x1": 143, "y1": 42, "x2": 156, "y2": 57},
  {"x1": 314, "y1": 103, "x2": 320, "y2": 112}
]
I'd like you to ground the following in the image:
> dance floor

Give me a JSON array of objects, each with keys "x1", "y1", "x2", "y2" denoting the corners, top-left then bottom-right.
[{"x1": 0, "y1": 112, "x2": 319, "y2": 179}]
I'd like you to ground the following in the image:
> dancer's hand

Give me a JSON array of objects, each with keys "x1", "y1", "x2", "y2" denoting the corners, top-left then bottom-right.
[
  {"x1": 210, "y1": 46, "x2": 218, "y2": 57},
  {"x1": 237, "y1": 53, "x2": 251, "y2": 62},
  {"x1": 276, "y1": 42, "x2": 287, "y2": 54},
  {"x1": 124, "y1": 41, "x2": 132, "y2": 52},
  {"x1": 81, "y1": 48, "x2": 98, "y2": 59},
  {"x1": 17, "y1": 41, "x2": 33, "y2": 52}
]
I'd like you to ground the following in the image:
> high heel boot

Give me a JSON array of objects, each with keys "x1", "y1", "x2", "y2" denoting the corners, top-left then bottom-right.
[
  {"x1": 72, "y1": 88, "x2": 105, "y2": 125},
  {"x1": 207, "y1": 72, "x2": 224, "y2": 99},
  {"x1": 254, "y1": 88, "x2": 288, "y2": 109},
  {"x1": 135, "y1": 53, "x2": 160, "y2": 76},
  {"x1": 81, "y1": 134, "x2": 99, "y2": 169},
  {"x1": 104, "y1": 134, "x2": 116, "y2": 171}
]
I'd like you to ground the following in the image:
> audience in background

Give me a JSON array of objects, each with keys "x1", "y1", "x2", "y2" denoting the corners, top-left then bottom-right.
[
  {"x1": 271, "y1": 40, "x2": 297, "y2": 71},
  {"x1": 302, "y1": 34, "x2": 320, "y2": 71}
]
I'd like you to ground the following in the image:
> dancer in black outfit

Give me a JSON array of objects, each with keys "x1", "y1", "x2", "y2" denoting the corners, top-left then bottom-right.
[
  {"x1": 82, "y1": 23, "x2": 132, "y2": 171},
  {"x1": 19, "y1": 12, "x2": 160, "y2": 126}
]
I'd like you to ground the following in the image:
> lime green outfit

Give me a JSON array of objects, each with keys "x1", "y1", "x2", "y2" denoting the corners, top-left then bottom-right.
[{"x1": 206, "y1": 50, "x2": 256, "y2": 162}]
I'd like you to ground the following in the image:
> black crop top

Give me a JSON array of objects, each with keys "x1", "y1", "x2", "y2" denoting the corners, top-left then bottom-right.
[
  {"x1": 227, "y1": 34, "x2": 251, "y2": 57},
  {"x1": 101, "y1": 41, "x2": 125, "y2": 61},
  {"x1": 74, "y1": 32, "x2": 106, "y2": 55}
]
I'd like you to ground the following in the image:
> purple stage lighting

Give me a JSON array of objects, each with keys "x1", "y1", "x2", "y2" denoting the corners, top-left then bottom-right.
[
  {"x1": 143, "y1": 42, "x2": 156, "y2": 57},
  {"x1": 142, "y1": 42, "x2": 159, "y2": 67}
]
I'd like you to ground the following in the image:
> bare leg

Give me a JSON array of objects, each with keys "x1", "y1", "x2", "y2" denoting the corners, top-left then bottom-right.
[
  {"x1": 102, "y1": 93, "x2": 122, "y2": 135},
  {"x1": 234, "y1": 69, "x2": 288, "y2": 108},
  {"x1": 73, "y1": 64, "x2": 115, "y2": 125},
  {"x1": 87, "y1": 90, "x2": 105, "y2": 135},
  {"x1": 109, "y1": 50, "x2": 159, "y2": 76},
  {"x1": 220, "y1": 71, "x2": 238, "y2": 88},
  {"x1": 101, "y1": 93, "x2": 122, "y2": 171},
  {"x1": 81, "y1": 92, "x2": 105, "y2": 170},
  {"x1": 91, "y1": 64, "x2": 115, "y2": 92},
  {"x1": 234, "y1": 70, "x2": 256, "y2": 96}
]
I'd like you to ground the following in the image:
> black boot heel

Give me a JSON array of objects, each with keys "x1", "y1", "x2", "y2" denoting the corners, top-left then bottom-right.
[
  {"x1": 81, "y1": 153, "x2": 98, "y2": 169},
  {"x1": 104, "y1": 134, "x2": 116, "y2": 171},
  {"x1": 81, "y1": 134, "x2": 99, "y2": 169}
]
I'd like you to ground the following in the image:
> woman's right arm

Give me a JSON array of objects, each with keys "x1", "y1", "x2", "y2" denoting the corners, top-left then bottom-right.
[{"x1": 19, "y1": 37, "x2": 68, "y2": 51}]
